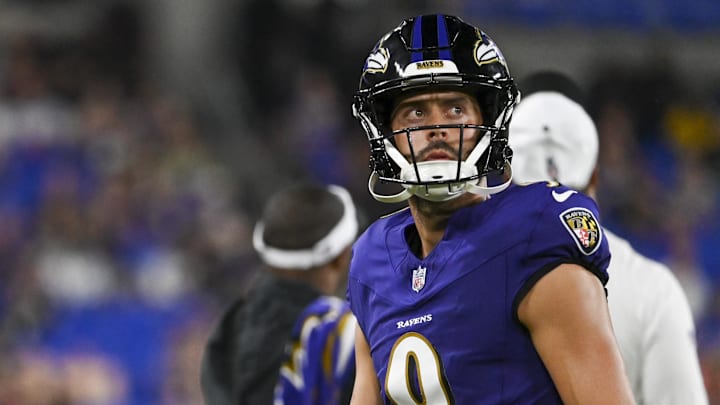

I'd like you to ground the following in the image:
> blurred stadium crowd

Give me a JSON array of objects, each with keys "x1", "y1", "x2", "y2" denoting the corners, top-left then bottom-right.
[{"x1": 0, "y1": 1, "x2": 718, "y2": 404}]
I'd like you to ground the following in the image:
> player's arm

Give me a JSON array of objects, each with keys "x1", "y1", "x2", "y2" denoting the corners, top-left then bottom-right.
[
  {"x1": 518, "y1": 263, "x2": 635, "y2": 405},
  {"x1": 350, "y1": 325, "x2": 382, "y2": 405},
  {"x1": 641, "y1": 270, "x2": 708, "y2": 405}
]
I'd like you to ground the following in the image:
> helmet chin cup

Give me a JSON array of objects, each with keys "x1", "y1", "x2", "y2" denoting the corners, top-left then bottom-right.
[
  {"x1": 368, "y1": 162, "x2": 513, "y2": 203},
  {"x1": 401, "y1": 160, "x2": 478, "y2": 183},
  {"x1": 368, "y1": 169, "x2": 467, "y2": 203},
  {"x1": 400, "y1": 160, "x2": 477, "y2": 202}
]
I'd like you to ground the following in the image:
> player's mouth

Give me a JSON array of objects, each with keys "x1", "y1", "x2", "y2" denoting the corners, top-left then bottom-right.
[{"x1": 423, "y1": 150, "x2": 454, "y2": 161}]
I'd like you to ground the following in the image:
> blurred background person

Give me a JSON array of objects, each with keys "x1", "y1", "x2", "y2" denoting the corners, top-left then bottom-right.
[
  {"x1": 201, "y1": 183, "x2": 358, "y2": 405},
  {"x1": 509, "y1": 70, "x2": 708, "y2": 404}
]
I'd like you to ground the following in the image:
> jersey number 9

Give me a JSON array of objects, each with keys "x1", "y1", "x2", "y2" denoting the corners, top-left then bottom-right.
[{"x1": 385, "y1": 332, "x2": 454, "y2": 404}]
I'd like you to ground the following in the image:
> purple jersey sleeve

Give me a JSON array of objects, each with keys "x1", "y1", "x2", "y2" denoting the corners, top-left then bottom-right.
[
  {"x1": 511, "y1": 184, "x2": 610, "y2": 321},
  {"x1": 275, "y1": 296, "x2": 356, "y2": 405}
]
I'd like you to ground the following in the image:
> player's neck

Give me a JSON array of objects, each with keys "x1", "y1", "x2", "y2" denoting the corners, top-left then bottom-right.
[{"x1": 408, "y1": 193, "x2": 485, "y2": 258}]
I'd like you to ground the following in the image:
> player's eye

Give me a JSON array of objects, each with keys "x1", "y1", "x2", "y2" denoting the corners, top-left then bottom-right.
[
  {"x1": 449, "y1": 106, "x2": 463, "y2": 116},
  {"x1": 400, "y1": 107, "x2": 424, "y2": 122}
]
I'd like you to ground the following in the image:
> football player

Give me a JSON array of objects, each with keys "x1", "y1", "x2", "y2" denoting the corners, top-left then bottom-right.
[
  {"x1": 509, "y1": 70, "x2": 709, "y2": 405},
  {"x1": 347, "y1": 14, "x2": 635, "y2": 404}
]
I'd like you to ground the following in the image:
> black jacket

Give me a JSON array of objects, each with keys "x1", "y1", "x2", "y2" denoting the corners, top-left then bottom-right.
[{"x1": 200, "y1": 272, "x2": 321, "y2": 405}]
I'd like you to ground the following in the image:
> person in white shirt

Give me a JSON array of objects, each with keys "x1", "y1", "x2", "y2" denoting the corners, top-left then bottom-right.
[{"x1": 509, "y1": 70, "x2": 709, "y2": 405}]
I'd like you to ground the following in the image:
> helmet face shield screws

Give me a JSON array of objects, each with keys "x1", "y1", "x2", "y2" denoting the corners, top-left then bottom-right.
[{"x1": 353, "y1": 14, "x2": 519, "y2": 203}]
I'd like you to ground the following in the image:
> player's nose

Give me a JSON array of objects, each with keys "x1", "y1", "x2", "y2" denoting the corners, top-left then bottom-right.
[{"x1": 424, "y1": 109, "x2": 449, "y2": 140}]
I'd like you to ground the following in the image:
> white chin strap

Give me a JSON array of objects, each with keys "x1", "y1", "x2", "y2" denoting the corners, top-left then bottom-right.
[
  {"x1": 252, "y1": 185, "x2": 358, "y2": 270},
  {"x1": 368, "y1": 136, "x2": 513, "y2": 203}
]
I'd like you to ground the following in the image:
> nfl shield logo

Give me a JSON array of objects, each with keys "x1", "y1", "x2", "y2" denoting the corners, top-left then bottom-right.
[{"x1": 412, "y1": 266, "x2": 427, "y2": 292}]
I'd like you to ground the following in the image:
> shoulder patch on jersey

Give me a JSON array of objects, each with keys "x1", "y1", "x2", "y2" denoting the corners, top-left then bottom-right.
[{"x1": 559, "y1": 207, "x2": 602, "y2": 255}]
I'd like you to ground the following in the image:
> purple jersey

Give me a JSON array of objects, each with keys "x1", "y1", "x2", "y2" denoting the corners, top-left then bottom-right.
[
  {"x1": 275, "y1": 296, "x2": 356, "y2": 405},
  {"x1": 347, "y1": 182, "x2": 610, "y2": 404}
]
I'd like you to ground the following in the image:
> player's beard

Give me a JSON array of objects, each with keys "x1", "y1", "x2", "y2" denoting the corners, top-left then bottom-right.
[{"x1": 410, "y1": 192, "x2": 484, "y2": 218}]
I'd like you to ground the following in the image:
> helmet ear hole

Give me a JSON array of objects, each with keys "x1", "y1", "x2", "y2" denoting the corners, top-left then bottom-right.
[
  {"x1": 503, "y1": 144, "x2": 514, "y2": 165},
  {"x1": 492, "y1": 143, "x2": 512, "y2": 171}
]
